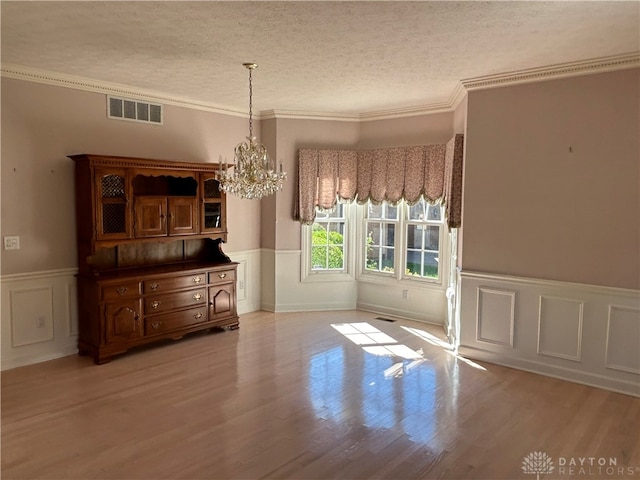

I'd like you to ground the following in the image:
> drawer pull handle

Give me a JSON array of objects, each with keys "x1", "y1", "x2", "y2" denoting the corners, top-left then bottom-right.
[
  {"x1": 151, "y1": 321, "x2": 162, "y2": 330},
  {"x1": 194, "y1": 312, "x2": 203, "y2": 320},
  {"x1": 218, "y1": 273, "x2": 227, "y2": 279},
  {"x1": 150, "y1": 282, "x2": 159, "y2": 291},
  {"x1": 193, "y1": 276, "x2": 202, "y2": 284},
  {"x1": 193, "y1": 293, "x2": 203, "y2": 301},
  {"x1": 116, "y1": 287, "x2": 128, "y2": 296},
  {"x1": 151, "y1": 300, "x2": 161, "y2": 309}
]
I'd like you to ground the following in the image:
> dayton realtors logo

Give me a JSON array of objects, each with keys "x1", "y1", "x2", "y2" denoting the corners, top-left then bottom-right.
[
  {"x1": 522, "y1": 451, "x2": 639, "y2": 478},
  {"x1": 522, "y1": 451, "x2": 555, "y2": 480}
]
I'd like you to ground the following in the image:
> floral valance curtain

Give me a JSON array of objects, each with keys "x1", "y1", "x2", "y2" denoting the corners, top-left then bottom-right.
[{"x1": 296, "y1": 134, "x2": 464, "y2": 229}]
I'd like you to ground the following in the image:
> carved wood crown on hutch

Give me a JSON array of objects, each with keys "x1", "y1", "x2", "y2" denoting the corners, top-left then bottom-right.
[
  {"x1": 70, "y1": 153, "x2": 239, "y2": 364},
  {"x1": 69, "y1": 153, "x2": 224, "y2": 173}
]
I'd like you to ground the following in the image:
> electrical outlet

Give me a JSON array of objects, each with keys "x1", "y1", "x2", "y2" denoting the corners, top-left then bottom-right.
[
  {"x1": 402, "y1": 289, "x2": 408, "y2": 299},
  {"x1": 238, "y1": 280, "x2": 245, "y2": 290},
  {"x1": 4, "y1": 236, "x2": 20, "y2": 250},
  {"x1": 36, "y1": 316, "x2": 46, "y2": 328}
]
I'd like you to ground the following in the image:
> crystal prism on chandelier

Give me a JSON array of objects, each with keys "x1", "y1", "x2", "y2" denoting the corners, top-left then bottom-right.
[{"x1": 218, "y1": 63, "x2": 287, "y2": 199}]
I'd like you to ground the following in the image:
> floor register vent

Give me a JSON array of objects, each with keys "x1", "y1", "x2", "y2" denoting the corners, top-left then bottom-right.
[{"x1": 107, "y1": 95, "x2": 163, "y2": 125}]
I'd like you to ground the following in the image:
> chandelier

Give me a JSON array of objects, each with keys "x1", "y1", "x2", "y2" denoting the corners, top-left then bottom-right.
[{"x1": 218, "y1": 63, "x2": 287, "y2": 199}]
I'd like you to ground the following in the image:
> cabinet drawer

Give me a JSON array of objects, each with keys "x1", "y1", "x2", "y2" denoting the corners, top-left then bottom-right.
[
  {"x1": 101, "y1": 281, "x2": 141, "y2": 301},
  {"x1": 143, "y1": 272, "x2": 206, "y2": 293},
  {"x1": 145, "y1": 288, "x2": 206, "y2": 314},
  {"x1": 209, "y1": 269, "x2": 235, "y2": 284},
  {"x1": 145, "y1": 307, "x2": 207, "y2": 335}
]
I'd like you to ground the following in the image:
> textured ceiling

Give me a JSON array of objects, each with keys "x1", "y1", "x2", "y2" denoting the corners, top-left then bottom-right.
[{"x1": 1, "y1": 1, "x2": 639, "y2": 116}]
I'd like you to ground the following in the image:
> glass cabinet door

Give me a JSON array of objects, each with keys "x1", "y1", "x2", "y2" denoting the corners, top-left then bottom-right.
[
  {"x1": 201, "y1": 174, "x2": 226, "y2": 233},
  {"x1": 95, "y1": 168, "x2": 132, "y2": 240}
]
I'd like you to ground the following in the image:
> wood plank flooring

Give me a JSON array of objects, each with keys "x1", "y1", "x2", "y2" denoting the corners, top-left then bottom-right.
[{"x1": 2, "y1": 310, "x2": 639, "y2": 479}]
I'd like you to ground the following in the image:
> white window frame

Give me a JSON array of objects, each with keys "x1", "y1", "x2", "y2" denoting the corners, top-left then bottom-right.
[
  {"x1": 361, "y1": 202, "x2": 399, "y2": 279},
  {"x1": 301, "y1": 202, "x2": 356, "y2": 283},
  {"x1": 357, "y1": 199, "x2": 448, "y2": 288}
]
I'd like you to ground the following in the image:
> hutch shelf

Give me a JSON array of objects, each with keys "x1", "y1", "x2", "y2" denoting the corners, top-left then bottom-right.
[{"x1": 71, "y1": 154, "x2": 238, "y2": 364}]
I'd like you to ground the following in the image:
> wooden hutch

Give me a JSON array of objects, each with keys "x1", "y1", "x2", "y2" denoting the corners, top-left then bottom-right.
[{"x1": 71, "y1": 154, "x2": 238, "y2": 364}]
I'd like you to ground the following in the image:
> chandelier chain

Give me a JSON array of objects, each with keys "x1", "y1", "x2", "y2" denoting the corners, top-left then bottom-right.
[{"x1": 248, "y1": 67, "x2": 253, "y2": 139}]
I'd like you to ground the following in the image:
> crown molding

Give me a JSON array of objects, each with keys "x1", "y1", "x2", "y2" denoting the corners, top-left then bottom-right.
[
  {"x1": 461, "y1": 52, "x2": 639, "y2": 91},
  {"x1": 260, "y1": 109, "x2": 361, "y2": 122},
  {"x1": 263, "y1": 102, "x2": 454, "y2": 122},
  {"x1": 0, "y1": 63, "x2": 249, "y2": 118},
  {"x1": 448, "y1": 81, "x2": 468, "y2": 110},
  {"x1": 0, "y1": 63, "x2": 456, "y2": 122},
  {"x1": 3, "y1": 53, "x2": 638, "y2": 122},
  {"x1": 358, "y1": 102, "x2": 453, "y2": 122}
]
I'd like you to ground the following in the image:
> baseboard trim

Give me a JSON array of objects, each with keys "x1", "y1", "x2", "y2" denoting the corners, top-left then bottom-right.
[
  {"x1": 272, "y1": 301, "x2": 357, "y2": 313},
  {"x1": 458, "y1": 345, "x2": 640, "y2": 398},
  {"x1": 357, "y1": 302, "x2": 444, "y2": 326}
]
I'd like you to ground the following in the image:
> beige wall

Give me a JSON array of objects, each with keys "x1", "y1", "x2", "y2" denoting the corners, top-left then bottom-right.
[
  {"x1": 259, "y1": 118, "x2": 278, "y2": 251},
  {"x1": 272, "y1": 117, "x2": 361, "y2": 251},
  {"x1": 358, "y1": 111, "x2": 453, "y2": 149},
  {"x1": 4, "y1": 68, "x2": 638, "y2": 290},
  {"x1": 462, "y1": 68, "x2": 640, "y2": 289},
  {"x1": 0, "y1": 78, "x2": 261, "y2": 275}
]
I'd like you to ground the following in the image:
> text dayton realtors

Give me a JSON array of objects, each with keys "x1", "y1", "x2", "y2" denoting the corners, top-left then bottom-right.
[{"x1": 557, "y1": 456, "x2": 637, "y2": 477}]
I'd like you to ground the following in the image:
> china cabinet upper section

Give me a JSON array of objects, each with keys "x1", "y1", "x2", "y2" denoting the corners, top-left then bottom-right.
[{"x1": 70, "y1": 154, "x2": 228, "y2": 271}]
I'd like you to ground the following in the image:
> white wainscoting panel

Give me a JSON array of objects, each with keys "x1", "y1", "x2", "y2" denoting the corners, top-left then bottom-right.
[
  {"x1": 10, "y1": 287, "x2": 54, "y2": 346},
  {"x1": 476, "y1": 287, "x2": 515, "y2": 347},
  {"x1": 458, "y1": 271, "x2": 640, "y2": 396},
  {"x1": 605, "y1": 305, "x2": 640, "y2": 375},
  {"x1": 537, "y1": 296, "x2": 583, "y2": 362},
  {"x1": 227, "y1": 249, "x2": 261, "y2": 315},
  {"x1": 1, "y1": 269, "x2": 78, "y2": 370},
  {"x1": 275, "y1": 250, "x2": 357, "y2": 312}
]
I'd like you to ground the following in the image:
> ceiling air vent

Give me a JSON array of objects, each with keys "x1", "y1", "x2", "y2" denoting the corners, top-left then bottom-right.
[{"x1": 107, "y1": 95, "x2": 163, "y2": 125}]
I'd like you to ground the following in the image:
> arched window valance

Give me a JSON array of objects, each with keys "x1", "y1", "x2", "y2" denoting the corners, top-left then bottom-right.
[{"x1": 295, "y1": 134, "x2": 464, "y2": 229}]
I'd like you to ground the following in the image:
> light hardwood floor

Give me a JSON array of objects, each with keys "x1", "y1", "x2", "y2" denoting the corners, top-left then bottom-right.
[{"x1": 2, "y1": 310, "x2": 639, "y2": 480}]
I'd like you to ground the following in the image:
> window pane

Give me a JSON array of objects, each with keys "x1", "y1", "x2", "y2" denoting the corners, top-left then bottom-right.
[
  {"x1": 327, "y1": 245, "x2": 344, "y2": 269},
  {"x1": 368, "y1": 223, "x2": 381, "y2": 245},
  {"x1": 368, "y1": 203, "x2": 383, "y2": 219},
  {"x1": 406, "y1": 224, "x2": 424, "y2": 250},
  {"x1": 427, "y1": 204, "x2": 441, "y2": 221},
  {"x1": 382, "y1": 224, "x2": 395, "y2": 247},
  {"x1": 311, "y1": 246, "x2": 327, "y2": 270},
  {"x1": 405, "y1": 250, "x2": 422, "y2": 276},
  {"x1": 425, "y1": 226, "x2": 440, "y2": 251},
  {"x1": 328, "y1": 222, "x2": 345, "y2": 243},
  {"x1": 408, "y1": 201, "x2": 426, "y2": 221},
  {"x1": 423, "y1": 252, "x2": 439, "y2": 278},
  {"x1": 312, "y1": 224, "x2": 328, "y2": 245},
  {"x1": 386, "y1": 204, "x2": 398, "y2": 219},
  {"x1": 381, "y1": 247, "x2": 395, "y2": 272},
  {"x1": 366, "y1": 246, "x2": 380, "y2": 270}
]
